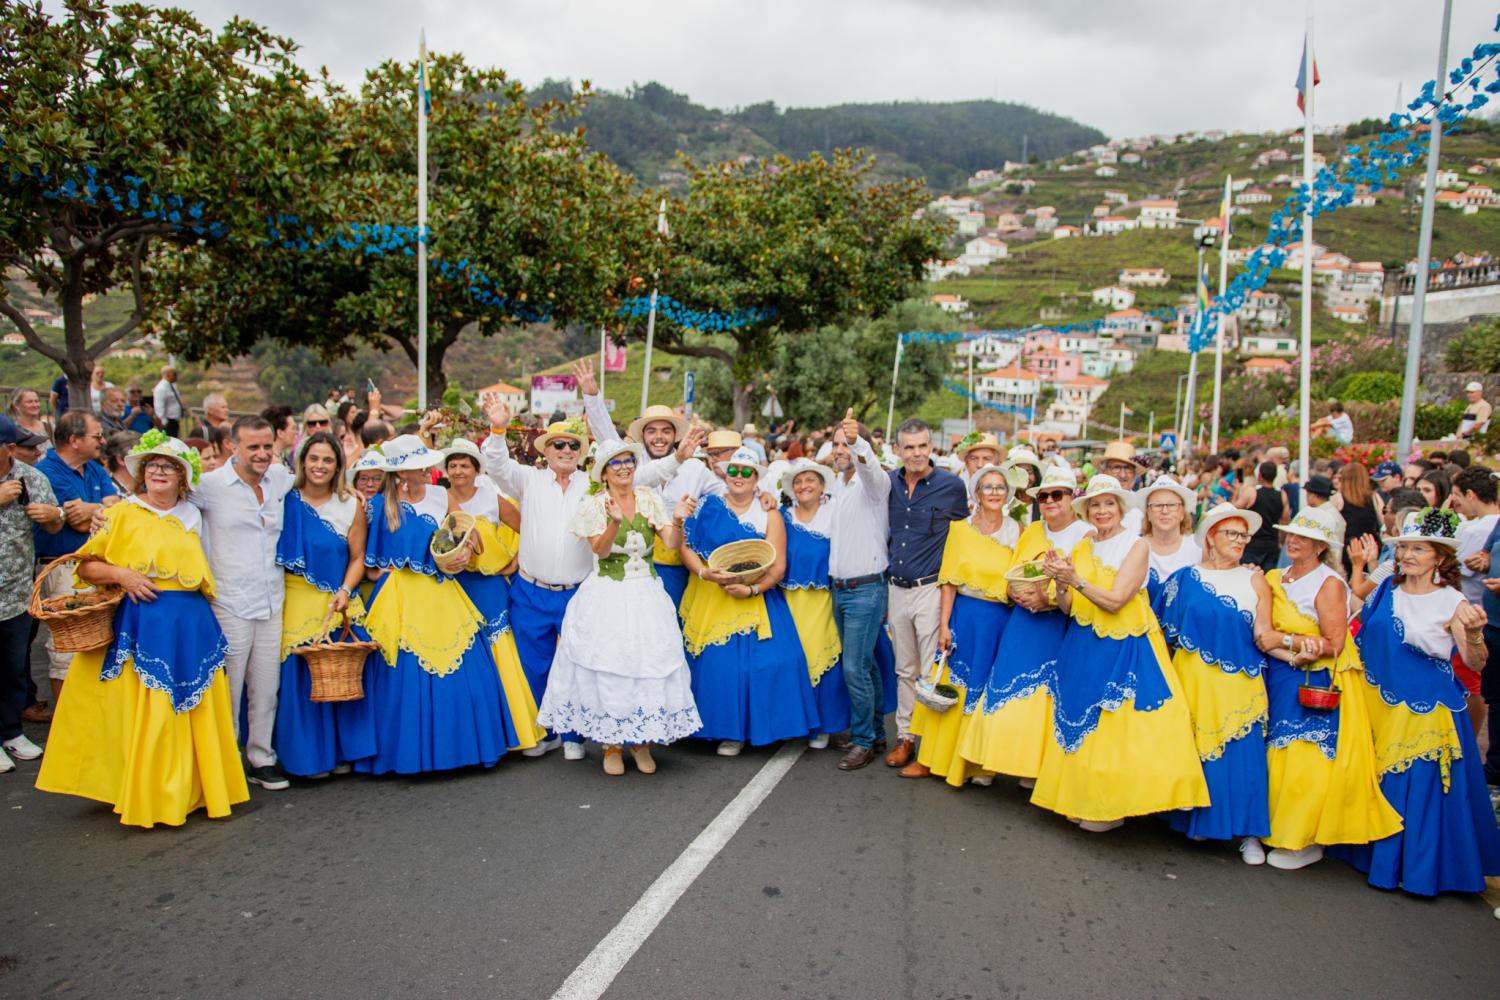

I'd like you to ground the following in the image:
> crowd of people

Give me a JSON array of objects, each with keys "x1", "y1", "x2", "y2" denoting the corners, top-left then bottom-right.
[{"x1": 2, "y1": 359, "x2": 1499, "y2": 900}]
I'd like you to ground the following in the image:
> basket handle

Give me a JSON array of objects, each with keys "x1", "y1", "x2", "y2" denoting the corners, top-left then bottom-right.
[
  {"x1": 924, "y1": 646, "x2": 950, "y2": 686},
  {"x1": 316, "y1": 608, "x2": 356, "y2": 644},
  {"x1": 27, "y1": 551, "x2": 103, "y2": 617}
]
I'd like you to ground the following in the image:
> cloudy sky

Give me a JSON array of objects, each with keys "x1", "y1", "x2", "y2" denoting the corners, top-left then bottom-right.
[{"x1": 127, "y1": 1, "x2": 1498, "y2": 136}]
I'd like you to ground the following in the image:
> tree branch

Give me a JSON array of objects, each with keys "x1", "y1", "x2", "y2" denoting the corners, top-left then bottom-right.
[
  {"x1": 0, "y1": 301, "x2": 66, "y2": 364},
  {"x1": 653, "y1": 341, "x2": 734, "y2": 366},
  {"x1": 84, "y1": 313, "x2": 143, "y2": 361}
]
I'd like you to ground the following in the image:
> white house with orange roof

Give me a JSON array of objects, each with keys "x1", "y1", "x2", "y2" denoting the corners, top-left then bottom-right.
[
  {"x1": 1281, "y1": 240, "x2": 1327, "y2": 269},
  {"x1": 924, "y1": 258, "x2": 971, "y2": 281},
  {"x1": 1091, "y1": 285, "x2": 1137, "y2": 310},
  {"x1": 959, "y1": 335, "x2": 1022, "y2": 370},
  {"x1": 959, "y1": 236, "x2": 1009, "y2": 268},
  {"x1": 478, "y1": 380, "x2": 528, "y2": 413},
  {"x1": 1236, "y1": 289, "x2": 1287, "y2": 327},
  {"x1": 1240, "y1": 332, "x2": 1299, "y2": 356},
  {"x1": 1096, "y1": 216, "x2": 1138, "y2": 235},
  {"x1": 976, "y1": 365, "x2": 1041, "y2": 409},
  {"x1": 1329, "y1": 305, "x2": 1367, "y2": 324},
  {"x1": 1138, "y1": 199, "x2": 1179, "y2": 229},
  {"x1": 1118, "y1": 267, "x2": 1170, "y2": 287},
  {"x1": 930, "y1": 293, "x2": 970, "y2": 314},
  {"x1": 1235, "y1": 187, "x2": 1273, "y2": 205},
  {"x1": 1052, "y1": 224, "x2": 1082, "y2": 239}
]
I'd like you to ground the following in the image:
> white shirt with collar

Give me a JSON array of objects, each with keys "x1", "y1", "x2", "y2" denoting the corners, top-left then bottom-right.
[
  {"x1": 581, "y1": 392, "x2": 724, "y2": 508},
  {"x1": 1457, "y1": 511, "x2": 1500, "y2": 604},
  {"x1": 827, "y1": 435, "x2": 891, "y2": 580},
  {"x1": 152, "y1": 377, "x2": 183, "y2": 421},
  {"x1": 190, "y1": 460, "x2": 292, "y2": 619}
]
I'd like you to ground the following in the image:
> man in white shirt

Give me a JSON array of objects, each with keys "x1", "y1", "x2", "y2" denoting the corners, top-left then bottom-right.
[
  {"x1": 481, "y1": 397, "x2": 695, "y2": 758},
  {"x1": 1456, "y1": 381, "x2": 1492, "y2": 440},
  {"x1": 192, "y1": 415, "x2": 293, "y2": 789},
  {"x1": 152, "y1": 366, "x2": 184, "y2": 437},
  {"x1": 1452, "y1": 466, "x2": 1500, "y2": 605},
  {"x1": 824, "y1": 410, "x2": 892, "y2": 771}
]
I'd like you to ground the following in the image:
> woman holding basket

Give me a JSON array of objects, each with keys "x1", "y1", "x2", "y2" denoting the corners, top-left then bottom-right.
[
  {"x1": 36, "y1": 432, "x2": 249, "y2": 827},
  {"x1": 677, "y1": 447, "x2": 818, "y2": 756},
  {"x1": 271, "y1": 432, "x2": 378, "y2": 778}
]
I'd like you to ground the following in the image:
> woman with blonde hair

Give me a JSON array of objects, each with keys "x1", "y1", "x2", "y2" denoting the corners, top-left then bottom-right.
[
  {"x1": 8, "y1": 387, "x2": 52, "y2": 453},
  {"x1": 1137, "y1": 475, "x2": 1199, "y2": 605}
]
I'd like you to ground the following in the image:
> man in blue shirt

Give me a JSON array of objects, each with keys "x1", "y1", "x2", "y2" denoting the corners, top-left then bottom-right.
[
  {"x1": 49, "y1": 375, "x2": 69, "y2": 418},
  {"x1": 883, "y1": 417, "x2": 969, "y2": 770},
  {"x1": 1478, "y1": 507, "x2": 1500, "y2": 787},
  {"x1": 33, "y1": 410, "x2": 118, "y2": 707}
]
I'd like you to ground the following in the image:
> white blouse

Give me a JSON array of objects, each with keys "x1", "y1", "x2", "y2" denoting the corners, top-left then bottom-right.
[
  {"x1": 1392, "y1": 586, "x2": 1464, "y2": 660},
  {"x1": 789, "y1": 503, "x2": 834, "y2": 538},
  {"x1": 1195, "y1": 565, "x2": 1259, "y2": 616},
  {"x1": 455, "y1": 476, "x2": 502, "y2": 526},
  {"x1": 1091, "y1": 528, "x2": 1142, "y2": 572},
  {"x1": 1282, "y1": 563, "x2": 1346, "y2": 621},
  {"x1": 405, "y1": 484, "x2": 449, "y2": 524},
  {"x1": 1148, "y1": 535, "x2": 1200, "y2": 583},
  {"x1": 307, "y1": 492, "x2": 358, "y2": 538},
  {"x1": 128, "y1": 494, "x2": 202, "y2": 535},
  {"x1": 1045, "y1": 518, "x2": 1091, "y2": 554}
]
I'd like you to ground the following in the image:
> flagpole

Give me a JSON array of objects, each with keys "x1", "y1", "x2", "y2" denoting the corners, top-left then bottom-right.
[
  {"x1": 416, "y1": 30, "x2": 429, "y2": 411},
  {"x1": 1180, "y1": 242, "x2": 1206, "y2": 461},
  {"x1": 1396, "y1": 0, "x2": 1454, "y2": 460},
  {"x1": 1298, "y1": 13, "x2": 1315, "y2": 486},
  {"x1": 1209, "y1": 174, "x2": 1232, "y2": 454},
  {"x1": 1148, "y1": 410, "x2": 1155, "y2": 445},
  {"x1": 1118, "y1": 402, "x2": 1125, "y2": 439},
  {"x1": 640, "y1": 198, "x2": 668, "y2": 417},
  {"x1": 967, "y1": 346, "x2": 975, "y2": 433},
  {"x1": 598, "y1": 327, "x2": 607, "y2": 400},
  {"x1": 885, "y1": 333, "x2": 904, "y2": 441}
]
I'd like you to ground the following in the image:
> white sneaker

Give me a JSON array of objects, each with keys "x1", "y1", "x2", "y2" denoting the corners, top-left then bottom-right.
[
  {"x1": 1018, "y1": 777, "x2": 1036, "y2": 790},
  {"x1": 332, "y1": 763, "x2": 353, "y2": 775},
  {"x1": 716, "y1": 740, "x2": 744, "y2": 757},
  {"x1": 522, "y1": 736, "x2": 561, "y2": 758},
  {"x1": 808, "y1": 734, "x2": 830, "y2": 750},
  {"x1": 1239, "y1": 837, "x2": 1267, "y2": 866},
  {"x1": 1266, "y1": 844, "x2": 1324, "y2": 870},
  {"x1": 969, "y1": 773, "x2": 995, "y2": 787},
  {"x1": 0, "y1": 747, "x2": 13, "y2": 774},
  {"x1": 1078, "y1": 819, "x2": 1124, "y2": 833},
  {"x1": 563, "y1": 741, "x2": 587, "y2": 761},
  {"x1": 2, "y1": 734, "x2": 43, "y2": 761}
]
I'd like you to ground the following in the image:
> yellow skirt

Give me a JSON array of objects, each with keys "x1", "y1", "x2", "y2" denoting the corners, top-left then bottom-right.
[
  {"x1": 1171, "y1": 650, "x2": 1268, "y2": 762},
  {"x1": 910, "y1": 660, "x2": 979, "y2": 787},
  {"x1": 782, "y1": 587, "x2": 841, "y2": 683},
  {"x1": 491, "y1": 631, "x2": 546, "y2": 750},
  {"x1": 36, "y1": 652, "x2": 249, "y2": 829},
  {"x1": 957, "y1": 689, "x2": 1053, "y2": 780}
]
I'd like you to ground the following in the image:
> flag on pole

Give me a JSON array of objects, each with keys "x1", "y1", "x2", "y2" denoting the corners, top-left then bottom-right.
[
  {"x1": 418, "y1": 32, "x2": 432, "y2": 113},
  {"x1": 1218, "y1": 175, "x2": 1233, "y2": 246},
  {"x1": 1294, "y1": 34, "x2": 1320, "y2": 113},
  {"x1": 1121, "y1": 404, "x2": 1135, "y2": 416}
]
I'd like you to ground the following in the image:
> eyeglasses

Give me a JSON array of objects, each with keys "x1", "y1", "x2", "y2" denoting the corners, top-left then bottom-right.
[
  {"x1": 142, "y1": 459, "x2": 179, "y2": 474},
  {"x1": 551, "y1": 440, "x2": 582, "y2": 452},
  {"x1": 1146, "y1": 501, "x2": 1183, "y2": 512},
  {"x1": 306, "y1": 419, "x2": 330, "y2": 428},
  {"x1": 1036, "y1": 489, "x2": 1073, "y2": 503},
  {"x1": 605, "y1": 457, "x2": 636, "y2": 470},
  {"x1": 725, "y1": 466, "x2": 758, "y2": 479},
  {"x1": 1217, "y1": 529, "x2": 1252, "y2": 543},
  {"x1": 976, "y1": 484, "x2": 1008, "y2": 495}
]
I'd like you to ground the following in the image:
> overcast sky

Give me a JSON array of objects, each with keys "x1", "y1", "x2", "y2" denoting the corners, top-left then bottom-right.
[{"x1": 126, "y1": 1, "x2": 1499, "y2": 136}]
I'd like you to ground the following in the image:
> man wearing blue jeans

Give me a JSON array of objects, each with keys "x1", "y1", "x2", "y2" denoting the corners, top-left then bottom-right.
[
  {"x1": 824, "y1": 410, "x2": 892, "y2": 770},
  {"x1": 1478, "y1": 510, "x2": 1500, "y2": 788}
]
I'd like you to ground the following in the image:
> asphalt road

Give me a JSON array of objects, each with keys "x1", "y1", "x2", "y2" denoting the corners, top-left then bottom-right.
[{"x1": 4, "y1": 656, "x2": 1498, "y2": 1000}]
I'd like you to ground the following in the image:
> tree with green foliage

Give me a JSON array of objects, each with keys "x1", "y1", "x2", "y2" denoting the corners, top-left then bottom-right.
[
  {"x1": 0, "y1": 0, "x2": 339, "y2": 411},
  {"x1": 635, "y1": 151, "x2": 948, "y2": 428},
  {"x1": 155, "y1": 54, "x2": 654, "y2": 403},
  {"x1": 1444, "y1": 318, "x2": 1500, "y2": 374}
]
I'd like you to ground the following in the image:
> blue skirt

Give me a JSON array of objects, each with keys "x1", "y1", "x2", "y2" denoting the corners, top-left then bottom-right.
[
  {"x1": 1165, "y1": 729, "x2": 1271, "y2": 841},
  {"x1": 274, "y1": 648, "x2": 379, "y2": 777},
  {"x1": 981, "y1": 607, "x2": 1065, "y2": 711},
  {"x1": 657, "y1": 562, "x2": 689, "y2": 608},
  {"x1": 690, "y1": 591, "x2": 819, "y2": 744},
  {"x1": 875, "y1": 626, "x2": 898, "y2": 717},
  {"x1": 455, "y1": 570, "x2": 510, "y2": 646},
  {"x1": 813, "y1": 659, "x2": 851, "y2": 734},
  {"x1": 1332, "y1": 717, "x2": 1500, "y2": 895},
  {"x1": 948, "y1": 594, "x2": 1010, "y2": 711}
]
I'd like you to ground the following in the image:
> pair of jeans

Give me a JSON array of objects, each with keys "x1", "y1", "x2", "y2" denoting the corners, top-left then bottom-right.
[
  {"x1": 0, "y1": 612, "x2": 33, "y2": 741},
  {"x1": 833, "y1": 583, "x2": 888, "y2": 749}
]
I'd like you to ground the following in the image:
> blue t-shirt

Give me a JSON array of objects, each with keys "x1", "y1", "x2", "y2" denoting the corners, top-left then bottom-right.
[
  {"x1": 51, "y1": 375, "x2": 69, "y2": 417},
  {"x1": 124, "y1": 406, "x2": 155, "y2": 433},
  {"x1": 33, "y1": 450, "x2": 119, "y2": 558},
  {"x1": 1483, "y1": 519, "x2": 1500, "y2": 629}
]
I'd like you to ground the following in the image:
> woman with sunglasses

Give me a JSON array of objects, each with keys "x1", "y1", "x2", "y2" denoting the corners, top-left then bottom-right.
[
  {"x1": 536, "y1": 440, "x2": 701, "y2": 775},
  {"x1": 1137, "y1": 476, "x2": 1199, "y2": 606},
  {"x1": 958, "y1": 467, "x2": 1089, "y2": 785},
  {"x1": 1032, "y1": 475, "x2": 1208, "y2": 832},
  {"x1": 442, "y1": 440, "x2": 544, "y2": 751},
  {"x1": 271, "y1": 432, "x2": 379, "y2": 778},
  {"x1": 678, "y1": 447, "x2": 818, "y2": 756},
  {"x1": 905, "y1": 465, "x2": 1018, "y2": 787},
  {"x1": 1153, "y1": 503, "x2": 1274, "y2": 860}
]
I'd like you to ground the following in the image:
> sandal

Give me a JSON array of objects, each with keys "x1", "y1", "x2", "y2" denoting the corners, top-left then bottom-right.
[{"x1": 602, "y1": 745, "x2": 625, "y2": 776}]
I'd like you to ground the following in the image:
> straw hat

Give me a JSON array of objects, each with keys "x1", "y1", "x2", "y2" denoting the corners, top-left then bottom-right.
[
  {"x1": 534, "y1": 417, "x2": 589, "y2": 452},
  {"x1": 124, "y1": 430, "x2": 201, "y2": 490},
  {"x1": 705, "y1": 429, "x2": 743, "y2": 451},
  {"x1": 779, "y1": 457, "x2": 834, "y2": 496},
  {"x1": 1392, "y1": 507, "x2": 1461, "y2": 550},
  {"x1": 1137, "y1": 474, "x2": 1195, "y2": 511},
  {"x1": 627, "y1": 405, "x2": 687, "y2": 443},
  {"x1": 956, "y1": 432, "x2": 1004, "y2": 460},
  {"x1": 1195, "y1": 501, "x2": 1262, "y2": 547},
  {"x1": 1099, "y1": 439, "x2": 1146, "y2": 467},
  {"x1": 382, "y1": 434, "x2": 442, "y2": 472},
  {"x1": 442, "y1": 438, "x2": 483, "y2": 468},
  {"x1": 741, "y1": 423, "x2": 761, "y2": 437},
  {"x1": 1072, "y1": 473, "x2": 1138, "y2": 518},
  {"x1": 590, "y1": 438, "x2": 647, "y2": 483},
  {"x1": 722, "y1": 446, "x2": 767, "y2": 479},
  {"x1": 1275, "y1": 505, "x2": 1343, "y2": 550},
  {"x1": 346, "y1": 448, "x2": 386, "y2": 484}
]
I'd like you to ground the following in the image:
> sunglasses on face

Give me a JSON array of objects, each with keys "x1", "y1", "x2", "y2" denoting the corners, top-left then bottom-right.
[
  {"x1": 307, "y1": 419, "x2": 330, "y2": 428},
  {"x1": 725, "y1": 466, "x2": 757, "y2": 479},
  {"x1": 551, "y1": 440, "x2": 582, "y2": 452},
  {"x1": 1036, "y1": 489, "x2": 1072, "y2": 503}
]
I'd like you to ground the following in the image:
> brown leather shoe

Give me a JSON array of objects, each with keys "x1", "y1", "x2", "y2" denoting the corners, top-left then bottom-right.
[
  {"x1": 21, "y1": 704, "x2": 53, "y2": 723},
  {"x1": 830, "y1": 732, "x2": 854, "y2": 751},
  {"x1": 884, "y1": 738, "x2": 916, "y2": 768},
  {"x1": 899, "y1": 760, "x2": 932, "y2": 779},
  {"x1": 837, "y1": 746, "x2": 877, "y2": 771}
]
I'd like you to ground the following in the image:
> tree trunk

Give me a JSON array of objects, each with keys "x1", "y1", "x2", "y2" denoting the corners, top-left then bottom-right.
[
  {"x1": 61, "y1": 264, "x2": 94, "y2": 414},
  {"x1": 732, "y1": 382, "x2": 754, "y2": 432}
]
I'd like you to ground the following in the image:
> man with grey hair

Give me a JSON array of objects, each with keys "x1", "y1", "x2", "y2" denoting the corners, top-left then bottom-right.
[
  {"x1": 98, "y1": 386, "x2": 129, "y2": 434},
  {"x1": 883, "y1": 417, "x2": 968, "y2": 770},
  {"x1": 192, "y1": 392, "x2": 231, "y2": 440}
]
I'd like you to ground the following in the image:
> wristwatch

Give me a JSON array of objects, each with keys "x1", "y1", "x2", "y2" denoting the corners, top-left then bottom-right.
[{"x1": 1282, "y1": 634, "x2": 1294, "y2": 651}]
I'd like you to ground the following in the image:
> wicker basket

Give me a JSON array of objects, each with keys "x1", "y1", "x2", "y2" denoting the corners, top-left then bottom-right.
[
  {"x1": 28, "y1": 553, "x2": 123, "y2": 653},
  {"x1": 1004, "y1": 560, "x2": 1050, "y2": 599},
  {"x1": 1297, "y1": 678, "x2": 1341, "y2": 710},
  {"x1": 707, "y1": 539, "x2": 776, "y2": 585},
  {"x1": 915, "y1": 650, "x2": 960, "y2": 713},
  {"x1": 291, "y1": 612, "x2": 375, "y2": 703},
  {"x1": 430, "y1": 511, "x2": 477, "y2": 575}
]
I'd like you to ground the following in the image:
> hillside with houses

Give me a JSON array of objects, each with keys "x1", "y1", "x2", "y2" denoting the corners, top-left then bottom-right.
[{"x1": 912, "y1": 118, "x2": 1500, "y2": 441}]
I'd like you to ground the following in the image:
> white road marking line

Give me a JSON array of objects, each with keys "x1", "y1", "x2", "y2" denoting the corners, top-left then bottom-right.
[{"x1": 547, "y1": 742, "x2": 807, "y2": 1000}]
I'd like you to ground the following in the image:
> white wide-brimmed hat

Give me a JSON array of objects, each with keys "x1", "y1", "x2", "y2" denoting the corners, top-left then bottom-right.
[
  {"x1": 1137, "y1": 474, "x2": 1196, "y2": 511},
  {"x1": 627, "y1": 405, "x2": 687, "y2": 443},
  {"x1": 346, "y1": 448, "x2": 386, "y2": 484},
  {"x1": 1035, "y1": 465, "x2": 1078, "y2": 496},
  {"x1": 1195, "y1": 502, "x2": 1262, "y2": 547},
  {"x1": 779, "y1": 457, "x2": 835, "y2": 496},
  {"x1": 591, "y1": 438, "x2": 647, "y2": 483},
  {"x1": 1003, "y1": 446, "x2": 1045, "y2": 477},
  {"x1": 967, "y1": 463, "x2": 1012, "y2": 501},
  {"x1": 442, "y1": 438, "x2": 483, "y2": 468},
  {"x1": 1072, "y1": 473, "x2": 1138, "y2": 518},
  {"x1": 1275, "y1": 505, "x2": 1343, "y2": 550},
  {"x1": 1393, "y1": 507, "x2": 1461, "y2": 550},
  {"x1": 721, "y1": 446, "x2": 767, "y2": 479},
  {"x1": 124, "y1": 430, "x2": 201, "y2": 490},
  {"x1": 382, "y1": 434, "x2": 442, "y2": 472}
]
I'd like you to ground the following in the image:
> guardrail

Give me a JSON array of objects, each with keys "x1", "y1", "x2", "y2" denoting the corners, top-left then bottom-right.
[{"x1": 1385, "y1": 262, "x2": 1500, "y2": 296}]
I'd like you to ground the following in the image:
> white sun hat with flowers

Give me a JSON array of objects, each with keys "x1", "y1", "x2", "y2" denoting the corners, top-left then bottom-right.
[{"x1": 124, "y1": 430, "x2": 202, "y2": 490}]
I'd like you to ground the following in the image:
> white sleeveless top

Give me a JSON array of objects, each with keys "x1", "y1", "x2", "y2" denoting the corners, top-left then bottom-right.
[
  {"x1": 1091, "y1": 528, "x2": 1141, "y2": 572},
  {"x1": 789, "y1": 502, "x2": 833, "y2": 537},
  {"x1": 1392, "y1": 586, "x2": 1464, "y2": 659},
  {"x1": 1282, "y1": 563, "x2": 1346, "y2": 621},
  {"x1": 1148, "y1": 535, "x2": 1200, "y2": 583},
  {"x1": 729, "y1": 498, "x2": 768, "y2": 535},
  {"x1": 455, "y1": 476, "x2": 502, "y2": 526},
  {"x1": 1045, "y1": 518, "x2": 1091, "y2": 554},
  {"x1": 970, "y1": 513, "x2": 1021, "y2": 548},
  {"x1": 1195, "y1": 564, "x2": 1258, "y2": 615},
  {"x1": 306, "y1": 492, "x2": 358, "y2": 538},
  {"x1": 406, "y1": 484, "x2": 449, "y2": 524}
]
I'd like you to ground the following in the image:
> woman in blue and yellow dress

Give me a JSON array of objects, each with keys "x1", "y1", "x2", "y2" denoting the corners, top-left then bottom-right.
[
  {"x1": 677, "y1": 447, "x2": 818, "y2": 756},
  {"x1": 442, "y1": 439, "x2": 545, "y2": 748},
  {"x1": 1257, "y1": 505, "x2": 1401, "y2": 871},
  {"x1": 959, "y1": 466, "x2": 1086, "y2": 785},
  {"x1": 1033, "y1": 474, "x2": 1209, "y2": 831},
  {"x1": 1154, "y1": 503, "x2": 1273, "y2": 859},
  {"x1": 777, "y1": 458, "x2": 848, "y2": 750},
  {"x1": 907, "y1": 465, "x2": 1016, "y2": 787},
  {"x1": 357, "y1": 435, "x2": 539, "y2": 774},
  {"x1": 36, "y1": 432, "x2": 248, "y2": 827},
  {"x1": 1137, "y1": 475, "x2": 1200, "y2": 606},
  {"x1": 1331, "y1": 509, "x2": 1500, "y2": 895},
  {"x1": 273, "y1": 432, "x2": 379, "y2": 778}
]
